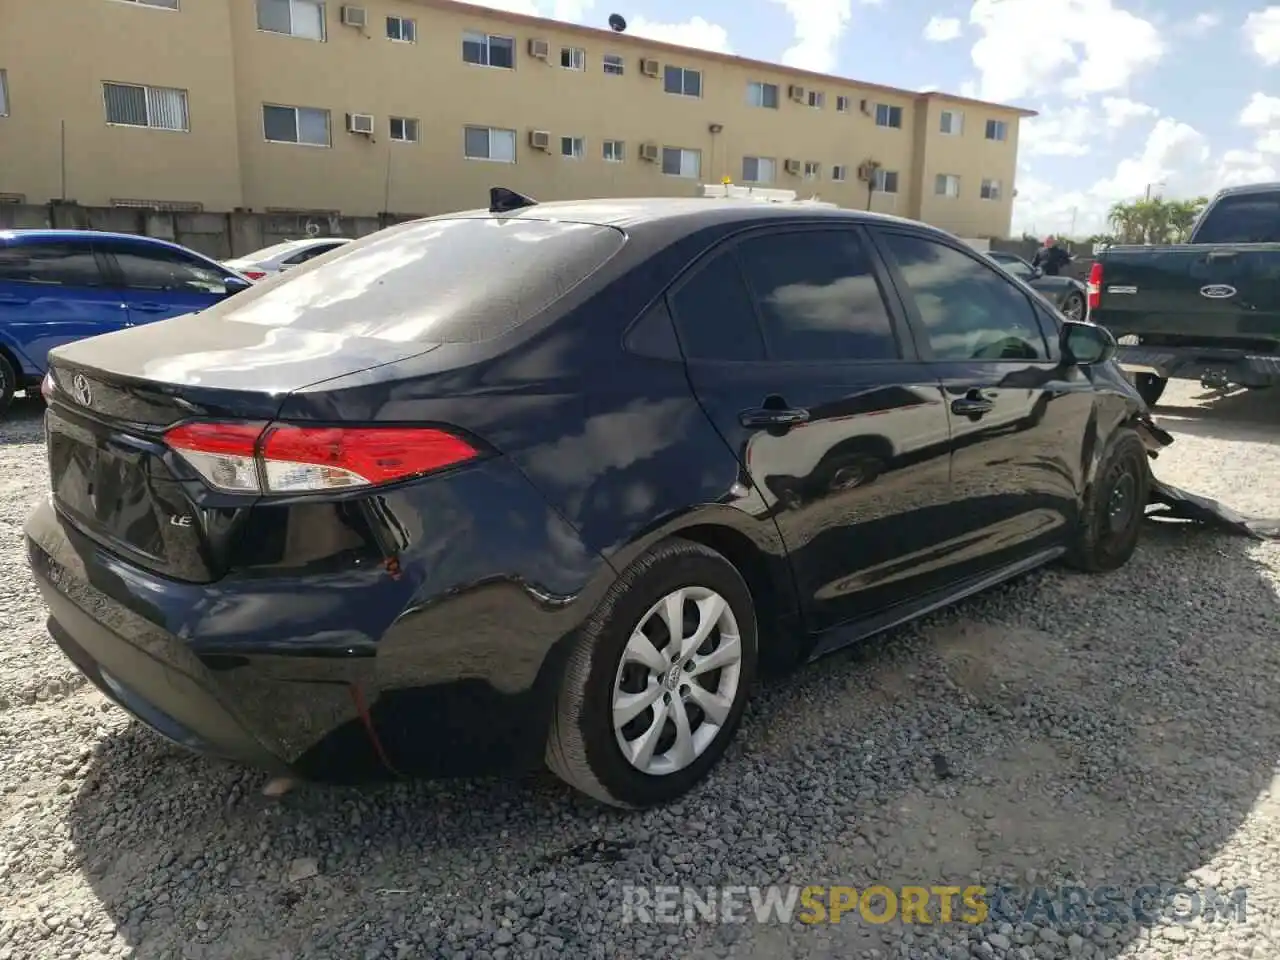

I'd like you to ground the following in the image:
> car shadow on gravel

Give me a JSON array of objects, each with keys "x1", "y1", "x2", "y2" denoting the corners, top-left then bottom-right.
[
  {"x1": 1154, "y1": 386, "x2": 1279, "y2": 443},
  {"x1": 62, "y1": 520, "x2": 1280, "y2": 960}
]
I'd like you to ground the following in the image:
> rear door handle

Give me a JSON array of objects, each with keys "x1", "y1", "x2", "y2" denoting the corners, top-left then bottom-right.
[
  {"x1": 739, "y1": 406, "x2": 810, "y2": 428},
  {"x1": 950, "y1": 397, "x2": 995, "y2": 416},
  {"x1": 130, "y1": 302, "x2": 173, "y2": 313},
  {"x1": 1206, "y1": 250, "x2": 1238, "y2": 261}
]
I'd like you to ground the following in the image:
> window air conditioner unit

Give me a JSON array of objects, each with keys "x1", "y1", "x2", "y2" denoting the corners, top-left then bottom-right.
[
  {"x1": 784, "y1": 159, "x2": 802, "y2": 175},
  {"x1": 346, "y1": 113, "x2": 375, "y2": 135},
  {"x1": 340, "y1": 5, "x2": 367, "y2": 28},
  {"x1": 639, "y1": 142, "x2": 660, "y2": 162},
  {"x1": 529, "y1": 39, "x2": 550, "y2": 59},
  {"x1": 529, "y1": 129, "x2": 552, "y2": 151},
  {"x1": 788, "y1": 85, "x2": 806, "y2": 102},
  {"x1": 640, "y1": 58, "x2": 660, "y2": 77}
]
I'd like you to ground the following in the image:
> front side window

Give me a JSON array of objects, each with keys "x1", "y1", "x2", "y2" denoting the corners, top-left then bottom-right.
[
  {"x1": 104, "y1": 83, "x2": 189, "y2": 131},
  {"x1": 879, "y1": 232, "x2": 1047, "y2": 362},
  {"x1": 662, "y1": 146, "x2": 701, "y2": 178},
  {"x1": 664, "y1": 65, "x2": 702, "y2": 97},
  {"x1": 256, "y1": 0, "x2": 325, "y2": 40},
  {"x1": 107, "y1": 243, "x2": 229, "y2": 295},
  {"x1": 736, "y1": 229, "x2": 900, "y2": 362},
  {"x1": 0, "y1": 241, "x2": 101, "y2": 286},
  {"x1": 263, "y1": 104, "x2": 330, "y2": 145},
  {"x1": 464, "y1": 125, "x2": 516, "y2": 162},
  {"x1": 462, "y1": 31, "x2": 515, "y2": 68},
  {"x1": 386, "y1": 15, "x2": 416, "y2": 42}
]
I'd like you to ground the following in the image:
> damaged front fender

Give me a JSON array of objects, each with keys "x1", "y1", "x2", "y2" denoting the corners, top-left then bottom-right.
[{"x1": 1147, "y1": 478, "x2": 1280, "y2": 541}]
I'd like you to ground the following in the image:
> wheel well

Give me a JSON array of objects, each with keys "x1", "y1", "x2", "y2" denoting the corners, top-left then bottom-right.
[
  {"x1": 674, "y1": 523, "x2": 798, "y2": 673},
  {"x1": 0, "y1": 345, "x2": 22, "y2": 379}
]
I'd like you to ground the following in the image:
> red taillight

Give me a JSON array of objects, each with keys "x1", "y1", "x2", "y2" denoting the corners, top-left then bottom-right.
[
  {"x1": 1087, "y1": 261, "x2": 1103, "y2": 311},
  {"x1": 242, "y1": 270, "x2": 267, "y2": 281},
  {"x1": 163, "y1": 422, "x2": 479, "y2": 494}
]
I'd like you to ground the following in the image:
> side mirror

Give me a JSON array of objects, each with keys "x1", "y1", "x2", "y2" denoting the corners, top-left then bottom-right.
[
  {"x1": 222, "y1": 275, "x2": 252, "y2": 296},
  {"x1": 1061, "y1": 319, "x2": 1116, "y2": 366},
  {"x1": 1028, "y1": 266, "x2": 1043, "y2": 280}
]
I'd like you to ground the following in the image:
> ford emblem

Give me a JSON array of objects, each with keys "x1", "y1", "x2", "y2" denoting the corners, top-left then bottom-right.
[
  {"x1": 71, "y1": 373, "x2": 92, "y2": 407},
  {"x1": 1200, "y1": 284, "x2": 1237, "y2": 299}
]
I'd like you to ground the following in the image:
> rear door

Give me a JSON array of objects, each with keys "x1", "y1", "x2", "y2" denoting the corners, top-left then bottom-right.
[
  {"x1": 871, "y1": 227, "x2": 1092, "y2": 577},
  {"x1": 96, "y1": 238, "x2": 235, "y2": 325},
  {"x1": 668, "y1": 223, "x2": 957, "y2": 638},
  {"x1": 0, "y1": 237, "x2": 127, "y2": 377}
]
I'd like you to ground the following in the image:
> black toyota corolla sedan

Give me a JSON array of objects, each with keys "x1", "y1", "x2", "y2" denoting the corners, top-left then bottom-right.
[{"x1": 26, "y1": 190, "x2": 1166, "y2": 808}]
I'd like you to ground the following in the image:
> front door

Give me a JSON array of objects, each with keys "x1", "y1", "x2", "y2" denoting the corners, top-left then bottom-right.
[
  {"x1": 871, "y1": 228, "x2": 1093, "y2": 577},
  {"x1": 666, "y1": 224, "x2": 957, "y2": 637},
  {"x1": 0, "y1": 237, "x2": 128, "y2": 376}
]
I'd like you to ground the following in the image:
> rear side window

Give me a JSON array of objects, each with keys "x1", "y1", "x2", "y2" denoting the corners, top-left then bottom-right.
[
  {"x1": 105, "y1": 243, "x2": 231, "y2": 295},
  {"x1": 735, "y1": 229, "x2": 900, "y2": 362},
  {"x1": 668, "y1": 250, "x2": 766, "y2": 361},
  {"x1": 0, "y1": 241, "x2": 102, "y2": 286},
  {"x1": 283, "y1": 243, "x2": 343, "y2": 265},
  {"x1": 1192, "y1": 193, "x2": 1280, "y2": 243},
  {"x1": 207, "y1": 217, "x2": 626, "y2": 343}
]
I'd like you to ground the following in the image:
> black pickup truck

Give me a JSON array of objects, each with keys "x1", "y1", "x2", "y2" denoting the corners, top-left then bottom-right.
[{"x1": 1088, "y1": 181, "x2": 1280, "y2": 406}]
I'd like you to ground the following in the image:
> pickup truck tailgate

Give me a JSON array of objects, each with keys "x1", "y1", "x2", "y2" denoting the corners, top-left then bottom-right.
[{"x1": 1095, "y1": 243, "x2": 1280, "y2": 350}]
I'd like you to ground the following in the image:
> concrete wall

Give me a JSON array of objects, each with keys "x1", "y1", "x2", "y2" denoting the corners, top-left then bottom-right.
[{"x1": 0, "y1": 202, "x2": 396, "y2": 260}]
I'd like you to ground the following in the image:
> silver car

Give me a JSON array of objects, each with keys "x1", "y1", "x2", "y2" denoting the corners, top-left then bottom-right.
[{"x1": 222, "y1": 237, "x2": 353, "y2": 281}]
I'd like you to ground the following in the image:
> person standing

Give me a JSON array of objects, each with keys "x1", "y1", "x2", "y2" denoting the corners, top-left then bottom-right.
[{"x1": 1031, "y1": 236, "x2": 1072, "y2": 276}]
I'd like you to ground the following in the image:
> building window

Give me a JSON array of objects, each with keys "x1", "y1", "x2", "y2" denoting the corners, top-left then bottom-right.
[
  {"x1": 742, "y1": 156, "x2": 776, "y2": 183},
  {"x1": 875, "y1": 103, "x2": 903, "y2": 128},
  {"x1": 836, "y1": 96, "x2": 850, "y2": 113},
  {"x1": 832, "y1": 165, "x2": 848, "y2": 181},
  {"x1": 389, "y1": 116, "x2": 419, "y2": 142},
  {"x1": 874, "y1": 169, "x2": 899, "y2": 193},
  {"x1": 561, "y1": 135, "x2": 585, "y2": 159},
  {"x1": 119, "y1": 0, "x2": 180, "y2": 8},
  {"x1": 807, "y1": 90, "x2": 825, "y2": 109},
  {"x1": 386, "y1": 15, "x2": 416, "y2": 42},
  {"x1": 980, "y1": 178, "x2": 1002, "y2": 200},
  {"x1": 935, "y1": 173, "x2": 960, "y2": 197},
  {"x1": 939, "y1": 109, "x2": 963, "y2": 135},
  {"x1": 263, "y1": 104, "x2": 330, "y2": 145},
  {"x1": 603, "y1": 139, "x2": 625, "y2": 162},
  {"x1": 663, "y1": 65, "x2": 702, "y2": 97},
  {"x1": 0, "y1": 71, "x2": 8, "y2": 117},
  {"x1": 603, "y1": 54, "x2": 625, "y2": 75},
  {"x1": 256, "y1": 0, "x2": 325, "y2": 40},
  {"x1": 747, "y1": 81, "x2": 778, "y2": 108},
  {"x1": 662, "y1": 146, "x2": 701, "y2": 178},
  {"x1": 561, "y1": 47, "x2": 586, "y2": 70},
  {"x1": 462, "y1": 31, "x2": 515, "y2": 68},
  {"x1": 103, "y1": 83, "x2": 189, "y2": 131},
  {"x1": 985, "y1": 118, "x2": 1007, "y2": 141},
  {"x1": 464, "y1": 125, "x2": 516, "y2": 162}
]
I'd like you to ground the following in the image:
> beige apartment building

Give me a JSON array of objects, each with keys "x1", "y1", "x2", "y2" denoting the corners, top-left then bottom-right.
[{"x1": 0, "y1": 0, "x2": 1035, "y2": 238}]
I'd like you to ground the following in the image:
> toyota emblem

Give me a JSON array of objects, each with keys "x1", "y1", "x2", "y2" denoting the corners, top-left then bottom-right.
[{"x1": 71, "y1": 373, "x2": 92, "y2": 407}]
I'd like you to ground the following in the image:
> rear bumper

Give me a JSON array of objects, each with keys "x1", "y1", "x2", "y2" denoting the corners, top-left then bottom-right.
[{"x1": 1116, "y1": 345, "x2": 1280, "y2": 388}]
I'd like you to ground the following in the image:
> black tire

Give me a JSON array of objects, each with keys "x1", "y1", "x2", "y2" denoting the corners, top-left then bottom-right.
[
  {"x1": 1061, "y1": 291, "x2": 1086, "y2": 322},
  {"x1": 545, "y1": 537, "x2": 758, "y2": 808},
  {"x1": 1133, "y1": 373, "x2": 1167, "y2": 408},
  {"x1": 1063, "y1": 428, "x2": 1150, "y2": 573},
  {"x1": 0, "y1": 353, "x2": 15, "y2": 417}
]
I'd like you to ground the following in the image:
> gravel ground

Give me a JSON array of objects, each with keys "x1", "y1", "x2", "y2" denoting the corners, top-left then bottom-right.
[{"x1": 1, "y1": 379, "x2": 1278, "y2": 960}]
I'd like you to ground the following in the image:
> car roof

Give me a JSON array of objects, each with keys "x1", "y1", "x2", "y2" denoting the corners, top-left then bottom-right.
[
  {"x1": 0, "y1": 228, "x2": 201, "y2": 255},
  {"x1": 1213, "y1": 182, "x2": 1280, "y2": 199}
]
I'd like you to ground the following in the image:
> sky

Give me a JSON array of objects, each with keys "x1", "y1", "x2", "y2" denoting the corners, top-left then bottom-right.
[{"x1": 467, "y1": 0, "x2": 1280, "y2": 237}]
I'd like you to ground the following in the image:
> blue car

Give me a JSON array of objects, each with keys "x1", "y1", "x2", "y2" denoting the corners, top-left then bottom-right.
[{"x1": 0, "y1": 230, "x2": 252, "y2": 413}]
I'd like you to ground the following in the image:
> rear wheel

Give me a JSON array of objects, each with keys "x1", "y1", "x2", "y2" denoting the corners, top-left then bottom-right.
[
  {"x1": 1133, "y1": 373, "x2": 1167, "y2": 407},
  {"x1": 1063, "y1": 428, "x2": 1150, "y2": 573},
  {"x1": 1061, "y1": 291, "x2": 1086, "y2": 321},
  {"x1": 546, "y1": 538, "x2": 758, "y2": 808},
  {"x1": 0, "y1": 354, "x2": 16, "y2": 417}
]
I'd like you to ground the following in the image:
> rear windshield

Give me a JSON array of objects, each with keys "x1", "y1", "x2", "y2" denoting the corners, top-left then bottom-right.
[
  {"x1": 208, "y1": 217, "x2": 625, "y2": 342},
  {"x1": 1193, "y1": 193, "x2": 1280, "y2": 243}
]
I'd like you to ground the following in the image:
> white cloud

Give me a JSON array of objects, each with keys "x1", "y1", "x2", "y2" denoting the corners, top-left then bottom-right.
[
  {"x1": 771, "y1": 0, "x2": 853, "y2": 73},
  {"x1": 968, "y1": 0, "x2": 1164, "y2": 102},
  {"x1": 1019, "y1": 106, "x2": 1095, "y2": 156},
  {"x1": 1241, "y1": 91, "x2": 1280, "y2": 127},
  {"x1": 626, "y1": 15, "x2": 733, "y2": 52},
  {"x1": 923, "y1": 16, "x2": 962, "y2": 42},
  {"x1": 1100, "y1": 96, "x2": 1158, "y2": 128},
  {"x1": 1190, "y1": 11, "x2": 1221, "y2": 32},
  {"x1": 1245, "y1": 7, "x2": 1280, "y2": 64}
]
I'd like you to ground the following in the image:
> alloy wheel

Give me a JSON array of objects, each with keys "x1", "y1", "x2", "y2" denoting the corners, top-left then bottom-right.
[{"x1": 611, "y1": 586, "x2": 743, "y2": 777}]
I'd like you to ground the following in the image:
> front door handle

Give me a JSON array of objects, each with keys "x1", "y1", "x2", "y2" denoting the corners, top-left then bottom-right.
[
  {"x1": 0, "y1": 294, "x2": 30, "y2": 306},
  {"x1": 130, "y1": 302, "x2": 172, "y2": 313},
  {"x1": 739, "y1": 406, "x2": 810, "y2": 428},
  {"x1": 951, "y1": 396, "x2": 995, "y2": 417}
]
